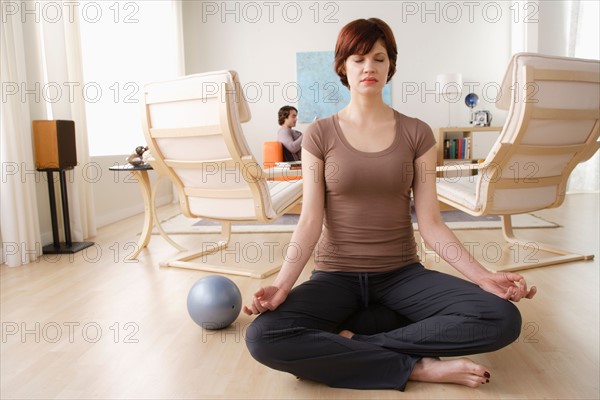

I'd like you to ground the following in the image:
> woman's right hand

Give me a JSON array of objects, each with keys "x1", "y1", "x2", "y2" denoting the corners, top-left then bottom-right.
[{"x1": 242, "y1": 286, "x2": 289, "y2": 315}]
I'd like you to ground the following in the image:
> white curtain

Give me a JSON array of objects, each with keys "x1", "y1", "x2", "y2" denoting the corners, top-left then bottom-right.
[
  {"x1": 1, "y1": 2, "x2": 97, "y2": 267},
  {"x1": 567, "y1": 0, "x2": 600, "y2": 193},
  {"x1": 173, "y1": 0, "x2": 186, "y2": 77},
  {"x1": 1, "y1": 15, "x2": 42, "y2": 266},
  {"x1": 46, "y1": 8, "x2": 97, "y2": 241}
]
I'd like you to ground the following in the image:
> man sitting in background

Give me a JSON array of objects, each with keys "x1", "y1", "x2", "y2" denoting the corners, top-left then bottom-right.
[{"x1": 277, "y1": 106, "x2": 303, "y2": 161}]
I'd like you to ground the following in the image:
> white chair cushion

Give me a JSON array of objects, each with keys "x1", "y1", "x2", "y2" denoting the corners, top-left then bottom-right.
[
  {"x1": 267, "y1": 180, "x2": 303, "y2": 217},
  {"x1": 436, "y1": 176, "x2": 479, "y2": 211},
  {"x1": 188, "y1": 198, "x2": 258, "y2": 220}
]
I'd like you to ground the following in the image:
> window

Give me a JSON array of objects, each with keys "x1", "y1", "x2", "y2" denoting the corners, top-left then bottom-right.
[
  {"x1": 78, "y1": 1, "x2": 179, "y2": 156},
  {"x1": 566, "y1": 0, "x2": 599, "y2": 192},
  {"x1": 573, "y1": 1, "x2": 599, "y2": 59}
]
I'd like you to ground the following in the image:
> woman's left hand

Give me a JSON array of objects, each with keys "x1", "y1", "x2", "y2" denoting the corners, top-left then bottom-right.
[{"x1": 478, "y1": 272, "x2": 537, "y2": 302}]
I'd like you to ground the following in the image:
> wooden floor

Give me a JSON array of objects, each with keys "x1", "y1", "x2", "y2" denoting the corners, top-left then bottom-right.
[{"x1": 1, "y1": 193, "x2": 598, "y2": 399}]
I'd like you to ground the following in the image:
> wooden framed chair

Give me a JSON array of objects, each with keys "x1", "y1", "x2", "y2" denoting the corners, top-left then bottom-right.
[
  {"x1": 436, "y1": 53, "x2": 599, "y2": 272},
  {"x1": 141, "y1": 70, "x2": 303, "y2": 278}
]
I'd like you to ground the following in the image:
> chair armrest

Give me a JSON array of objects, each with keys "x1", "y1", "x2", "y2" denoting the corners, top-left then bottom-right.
[
  {"x1": 436, "y1": 163, "x2": 481, "y2": 173},
  {"x1": 580, "y1": 141, "x2": 600, "y2": 162}
]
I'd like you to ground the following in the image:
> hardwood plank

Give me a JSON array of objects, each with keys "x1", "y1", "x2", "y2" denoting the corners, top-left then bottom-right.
[{"x1": 1, "y1": 194, "x2": 598, "y2": 399}]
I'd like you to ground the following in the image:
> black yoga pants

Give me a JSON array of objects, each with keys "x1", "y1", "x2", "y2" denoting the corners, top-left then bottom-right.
[{"x1": 245, "y1": 263, "x2": 522, "y2": 391}]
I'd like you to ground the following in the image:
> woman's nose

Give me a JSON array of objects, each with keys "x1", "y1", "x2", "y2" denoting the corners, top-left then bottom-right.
[{"x1": 363, "y1": 59, "x2": 376, "y2": 72}]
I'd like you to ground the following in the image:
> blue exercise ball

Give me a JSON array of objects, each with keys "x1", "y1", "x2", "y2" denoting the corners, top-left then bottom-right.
[{"x1": 186, "y1": 275, "x2": 242, "y2": 330}]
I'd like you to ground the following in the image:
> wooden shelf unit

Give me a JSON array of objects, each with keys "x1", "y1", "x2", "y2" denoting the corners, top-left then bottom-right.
[{"x1": 437, "y1": 126, "x2": 502, "y2": 166}]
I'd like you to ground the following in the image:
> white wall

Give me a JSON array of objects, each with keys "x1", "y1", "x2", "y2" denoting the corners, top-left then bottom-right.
[
  {"x1": 18, "y1": 0, "x2": 576, "y2": 244},
  {"x1": 183, "y1": 0, "x2": 514, "y2": 161}
]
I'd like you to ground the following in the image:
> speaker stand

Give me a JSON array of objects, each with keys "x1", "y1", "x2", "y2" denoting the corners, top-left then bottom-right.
[{"x1": 42, "y1": 169, "x2": 94, "y2": 254}]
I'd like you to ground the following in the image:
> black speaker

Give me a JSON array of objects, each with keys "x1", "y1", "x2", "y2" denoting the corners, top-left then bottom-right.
[{"x1": 32, "y1": 120, "x2": 77, "y2": 170}]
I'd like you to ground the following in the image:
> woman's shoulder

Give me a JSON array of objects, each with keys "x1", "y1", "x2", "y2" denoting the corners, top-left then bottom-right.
[
  {"x1": 305, "y1": 114, "x2": 336, "y2": 136},
  {"x1": 302, "y1": 114, "x2": 339, "y2": 157},
  {"x1": 312, "y1": 114, "x2": 337, "y2": 127},
  {"x1": 393, "y1": 109, "x2": 427, "y2": 126},
  {"x1": 393, "y1": 110, "x2": 433, "y2": 135}
]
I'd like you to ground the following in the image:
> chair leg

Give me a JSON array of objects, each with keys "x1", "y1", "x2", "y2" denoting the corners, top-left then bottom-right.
[
  {"x1": 161, "y1": 222, "x2": 283, "y2": 278},
  {"x1": 492, "y1": 215, "x2": 595, "y2": 272}
]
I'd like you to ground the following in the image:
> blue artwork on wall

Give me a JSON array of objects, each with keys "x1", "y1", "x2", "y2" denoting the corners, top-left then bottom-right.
[{"x1": 296, "y1": 51, "x2": 392, "y2": 123}]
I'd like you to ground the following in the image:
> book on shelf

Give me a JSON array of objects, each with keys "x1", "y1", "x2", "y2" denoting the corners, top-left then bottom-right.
[
  {"x1": 275, "y1": 161, "x2": 302, "y2": 169},
  {"x1": 443, "y1": 137, "x2": 471, "y2": 160}
]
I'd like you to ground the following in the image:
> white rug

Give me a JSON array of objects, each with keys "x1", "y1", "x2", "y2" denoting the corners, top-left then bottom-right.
[{"x1": 154, "y1": 211, "x2": 559, "y2": 234}]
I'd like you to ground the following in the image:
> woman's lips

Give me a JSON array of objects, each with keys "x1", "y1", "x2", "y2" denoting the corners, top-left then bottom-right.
[{"x1": 361, "y1": 77, "x2": 378, "y2": 83}]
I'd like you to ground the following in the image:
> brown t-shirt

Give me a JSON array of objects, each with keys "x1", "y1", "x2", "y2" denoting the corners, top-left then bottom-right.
[{"x1": 302, "y1": 110, "x2": 436, "y2": 272}]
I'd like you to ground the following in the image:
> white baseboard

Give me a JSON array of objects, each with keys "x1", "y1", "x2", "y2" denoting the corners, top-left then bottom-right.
[
  {"x1": 39, "y1": 194, "x2": 174, "y2": 245},
  {"x1": 95, "y1": 193, "x2": 173, "y2": 228}
]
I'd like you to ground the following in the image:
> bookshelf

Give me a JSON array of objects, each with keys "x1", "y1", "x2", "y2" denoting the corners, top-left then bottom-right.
[{"x1": 437, "y1": 126, "x2": 502, "y2": 166}]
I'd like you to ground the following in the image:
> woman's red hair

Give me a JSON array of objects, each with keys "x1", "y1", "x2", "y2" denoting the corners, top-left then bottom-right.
[{"x1": 334, "y1": 18, "x2": 398, "y2": 88}]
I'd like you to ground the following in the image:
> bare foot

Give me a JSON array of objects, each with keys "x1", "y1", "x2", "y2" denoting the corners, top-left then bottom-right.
[
  {"x1": 339, "y1": 329, "x2": 354, "y2": 339},
  {"x1": 409, "y1": 357, "x2": 490, "y2": 388}
]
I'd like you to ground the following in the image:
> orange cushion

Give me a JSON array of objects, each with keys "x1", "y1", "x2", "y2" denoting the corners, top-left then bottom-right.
[
  {"x1": 263, "y1": 141, "x2": 300, "y2": 181},
  {"x1": 263, "y1": 141, "x2": 283, "y2": 169}
]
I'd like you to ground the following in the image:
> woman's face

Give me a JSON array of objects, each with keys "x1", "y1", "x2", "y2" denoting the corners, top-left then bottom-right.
[{"x1": 343, "y1": 39, "x2": 390, "y2": 94}]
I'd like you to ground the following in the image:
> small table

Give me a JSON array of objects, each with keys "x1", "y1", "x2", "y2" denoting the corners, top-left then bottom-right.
[
  {"x1": 109, "y1": 163, "x2": 186, "y2": 260},
  {"x1": 264, "y1": 167, "x2": 302, "y2": 180}
]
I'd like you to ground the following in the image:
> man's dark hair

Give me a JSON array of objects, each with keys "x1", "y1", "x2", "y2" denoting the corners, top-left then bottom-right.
[{"x1": 278, "y1": 106, "x2": 298, "y2": 126}]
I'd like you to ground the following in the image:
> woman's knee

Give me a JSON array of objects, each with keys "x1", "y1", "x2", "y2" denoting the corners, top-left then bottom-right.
[
  {"x1": 244, "y1": 315, "x2": 287, "y2": 365},
  {"x1": 497, "y1": 300, "x2": 522, "y2": 345},
  {"x1": 485, "y1": 299, "x2": 522, "y2": 348}
]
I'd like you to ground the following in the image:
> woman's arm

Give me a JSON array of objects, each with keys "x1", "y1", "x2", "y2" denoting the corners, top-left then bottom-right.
[
  {"x1": 412, "y1": 146, "x2": 536, "y2": 302},
  {"x1": 273, "y1": 148, "x2": 324, "y2": 291},
  {"x1": 244, "y1": 148, "x2": 325, "y2": 314}
]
